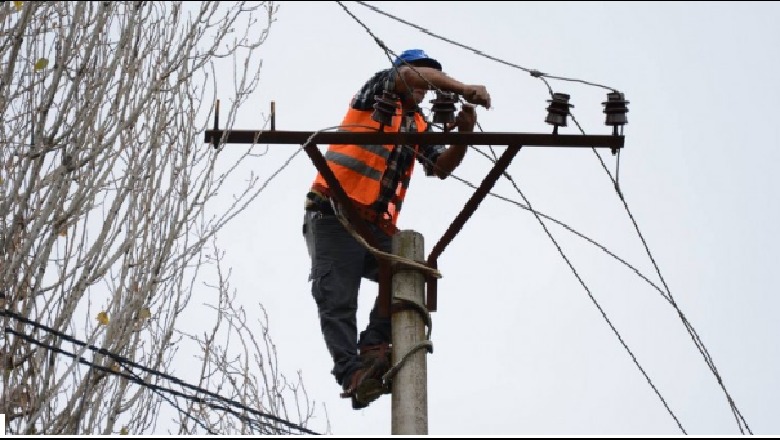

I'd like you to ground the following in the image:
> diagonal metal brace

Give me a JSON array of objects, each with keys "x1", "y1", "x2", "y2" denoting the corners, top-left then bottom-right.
[
  {"x1": 425, "y1": 144, "x2": 523, "y2": 312},
  {"x1": 303, "y1": 143, "x2": 393, "y2": 319}
]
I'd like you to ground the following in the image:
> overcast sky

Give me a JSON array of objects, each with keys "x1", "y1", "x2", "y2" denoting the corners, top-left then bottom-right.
[{"x1": 207, "y1": 1, "x2": 780, "y2": 435}]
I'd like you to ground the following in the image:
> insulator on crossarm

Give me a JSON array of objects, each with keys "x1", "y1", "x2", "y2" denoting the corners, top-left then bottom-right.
[
  {"x1": 372, "y1": 91, "x2": 400, "y2": 131},
  {"x1": 603, "y1": 91, "x2": 630, "y2": 136},
  {"x1": 430, "y1": 91, "x2": 458, "y2": 130},
  {"x1": 545, "y1": 92, "x2": 573, "y2": 135}
]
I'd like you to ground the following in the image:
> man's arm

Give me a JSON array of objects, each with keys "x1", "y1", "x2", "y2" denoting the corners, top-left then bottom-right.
[
  {"x1": 432, "y1": 104, "x2": 477, "y2": 179},
  {"x1": 394, "y1": 66, "x2": 491, "y2": 109},
  {"x1": 395, "y1": 66, "x2": 488, "y2": 178}
]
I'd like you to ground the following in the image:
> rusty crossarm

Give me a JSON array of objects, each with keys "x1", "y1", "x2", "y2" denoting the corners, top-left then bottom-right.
[
  {"x1": 208, "y1": 129, "x2": 624, "y2": 314},
  {"x1": 205, "y1": 129, "x2": 624, "y2": 150},
  {"x1": 426, "y1": 145, "x2": 522, "y2": 311}
]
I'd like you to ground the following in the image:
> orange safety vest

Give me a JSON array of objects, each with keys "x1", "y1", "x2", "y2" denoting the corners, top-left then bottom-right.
[{"x1": 311, "y1": 105, "x2": 428, "y2": 229}]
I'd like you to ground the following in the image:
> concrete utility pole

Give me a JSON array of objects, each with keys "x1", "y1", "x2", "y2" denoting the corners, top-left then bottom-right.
[{"x1": 391, "y1": 230, "x2": 428, "y2": 435}]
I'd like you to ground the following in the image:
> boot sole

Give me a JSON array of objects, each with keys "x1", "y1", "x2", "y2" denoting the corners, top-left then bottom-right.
[{"x1": 353, "y1": 378, "x2": 384, "y2": 408}]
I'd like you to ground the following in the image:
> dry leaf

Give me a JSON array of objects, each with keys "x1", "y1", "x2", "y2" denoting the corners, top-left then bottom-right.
[
  {"x1": 120, "y1": 427, "x2": 129, "y2": 435},
  {"x1": 110, "y1": 363, "x2": 120, "y2": 373},
  {"x1": 3, "y1": 353, "x2": 14, "y2": 370},
  {"x1": 138, "y1": 307, "x2": 151, "y2": 320},
  {"x1": 13, "y1": 1, "x2": 23, "y2": 12},
  {"x1": 97, "y1": 311, "x2": 109, "y2": 325},
  {"x1": 34, "y1": 58, "x2": 48, "y2": 71},
  {"x1": 11, "y1": 386, "x2": 30, "y2": 410},
  {"x1": 58, "y1": 227, "x2": 67, "y2": 237}
]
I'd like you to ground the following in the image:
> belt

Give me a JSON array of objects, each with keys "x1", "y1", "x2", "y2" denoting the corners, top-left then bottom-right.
[
  {"x1": 354, "y1": 204, "x2": 399, "y2": 236},
  {"x1": 304, "y1": 191, "x2": 335, "y2": 215},
  {"x1": 305, "y1": 190, "x2": 398, "y2": 236}
]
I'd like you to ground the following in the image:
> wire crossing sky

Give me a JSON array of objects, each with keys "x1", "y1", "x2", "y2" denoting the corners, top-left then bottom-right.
[
  {"x1": 330, "y1": 2, "x2": 752, "y2": 433},
  {"x1": 3, "y1": 311, "x2": 320, "y2": 435}
]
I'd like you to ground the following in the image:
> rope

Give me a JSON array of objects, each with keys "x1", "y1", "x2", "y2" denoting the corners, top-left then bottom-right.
[
  {"x1": 382, "y1": 298, "x2": 434, "y2": 387},
  {"x1": 333, "y1": 211, "x2": 442, "y2": 279}
]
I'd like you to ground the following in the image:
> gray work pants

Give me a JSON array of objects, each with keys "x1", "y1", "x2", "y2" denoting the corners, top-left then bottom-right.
[{"x1": 302, "y1": 210, "x2": 392, "y2": 387}]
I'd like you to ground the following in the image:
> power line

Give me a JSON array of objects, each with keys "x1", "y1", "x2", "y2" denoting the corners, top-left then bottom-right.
[
  {"x1": 377, "y1": 0, "x2": 756, "y2": 424},
  {"x1": 334, "y1": 2, "x2": 750, "y2": 434},
  {"x1": 352, "y1": 1, "x2": 619, "y2": 93},
  {"x1": 468, "y1": 139, "x2": 751, "y2": 434},
  {"x1": 3, "y1": 328, "x2": 280, "y2": 434},
  {"x1": 335, "y1": 1, "x2": 449, "y2": 101},
  {"x1": 336, "y1": 1, "x2": 396, "y2": 67},
  {"x1": 462, "y1": 145, "x2": 671, "y2": 300},
  {"x1": 3, "y1": 311, "x2": 320, "y2": 435},
  {"x1": 502, "y1": 153, "x2": 687, "y2": 434},
  {"x1": 409, "y1": 143, "x2": 686, "y2": 433},
  {"x1": 567, "y1": 116, "x2": 753, "y2": 435},
  {"x1": 335, "y1": 2, "x2": 682, "y2": 429},
  {"x1": 120, "y1": 362, "x2": 219, "y2": 435}
]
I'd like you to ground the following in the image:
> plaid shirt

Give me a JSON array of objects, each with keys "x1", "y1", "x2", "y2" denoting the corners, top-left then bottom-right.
[{"x1": 352, "y1": 68, "x2": 446, "y2": 216}]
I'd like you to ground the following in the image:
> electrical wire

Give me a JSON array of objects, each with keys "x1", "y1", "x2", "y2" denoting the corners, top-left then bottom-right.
[
  {"x1": 4, "y1": 328, "x2": 294, "y2": 434},
  {"x1": 401, "y1": 139, "x2": 686, "y2": 433},
  {"x1": 335, "y1": 1, "x2": 751, "y2": 434},
  {"x1": 336, "y1": 0, "x2": 444, "y2": 100},
  {"x1": 335, "y1": 3, "x2": 685, "y2": 431},
  {"x1": 567, "y1": 115, "x2": 753, "y2": 435},
  {"x1": 3, "y1": 311, "x2": 320, "y2": 435},
  {"x1": 353, "y1": 1, "x2": 620, "y2": 92}
]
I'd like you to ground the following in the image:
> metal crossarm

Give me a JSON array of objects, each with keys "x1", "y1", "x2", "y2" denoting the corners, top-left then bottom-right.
[
  {"x1": 205, "y1": 127, "x2": 624, "y2": 313},
  {"x1": 204, "y1": 129, "x2": 624, "y2": 150}
]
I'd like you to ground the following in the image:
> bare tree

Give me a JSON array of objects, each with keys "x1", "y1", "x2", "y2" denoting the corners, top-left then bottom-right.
[{"x1": 1, "y1": 1, "x2": 321, "y2": 434}]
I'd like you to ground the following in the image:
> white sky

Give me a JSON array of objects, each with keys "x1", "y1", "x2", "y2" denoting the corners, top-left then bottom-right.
[{"x1": 207, "y1": 1, "x2": 780, "y2": 435}]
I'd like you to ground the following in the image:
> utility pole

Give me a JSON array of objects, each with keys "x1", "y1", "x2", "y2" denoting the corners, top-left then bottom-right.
[{"x1": 391, "y1": 230, "x2": 428, "y2": 435}]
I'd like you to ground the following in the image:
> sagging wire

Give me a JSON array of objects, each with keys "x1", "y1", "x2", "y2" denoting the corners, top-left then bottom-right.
[
  {"x1": 335, "y1": 3, "x2": 751, "y2": 434},
  {"x1": 3, "y1": 311, "x2": 320, "y2": 435}
]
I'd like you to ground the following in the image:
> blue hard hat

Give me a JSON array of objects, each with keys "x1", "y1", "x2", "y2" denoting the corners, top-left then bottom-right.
[{"x1": 393, "y1": 49, "x2": 442, "y2": 71}]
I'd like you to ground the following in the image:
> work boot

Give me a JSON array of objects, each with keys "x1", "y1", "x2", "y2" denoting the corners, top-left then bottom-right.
[
  {"x1": 339, "y1": 362, "x2": 385, "y2": 410},
  {"x1": 359, "y1": 343, "x2": 391, "y2": 366},
  {"x1": 359, "y1": 343, "x2": 392, "y2": 390}
]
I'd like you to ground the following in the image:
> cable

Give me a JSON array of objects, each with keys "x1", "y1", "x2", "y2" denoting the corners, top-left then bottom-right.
[
  {"x1": 318, "y1": 13, "x2": 682, "y2": 420},
  {"x1": 335, "y1": 1, "x2": 446, "y2": 100},
  {"x1": 3, "y1": 328, "x2": 297, "y2": 434},
  {"x1": 119, "y1": 362, "x2": 219, "y2": 435},
  {"x1": 463, "y1": 148, "x2": 673, "y2": 301},
  {"x1": 353, "y1": 1, "x2": 619, "y2": 92},
  {"x1": 512, "y1": 166, "x2": 687, "y2": 434},
  {"x1": 406, "y1": 141, "x2": 686, "y2": 433},
  {"x1": 567, "y1": 114, "x2": 753, "y2": 435},
  {"x1": 381, "y1": 298, "x2": 433, "y2": 387},
  {"x1": 333, "y1": 211, "x2": 441, "y2": 279},
  {"x1": 338, "y1": 0, "x2": 493, "y2": 124},
  {"x1": 336, "y1": 1, "x2": 397, "y2": 67},
  {"x1": 3, "y1": 311, "x2": 319, "y2": 435},
  {"x1": 463, "y1": 144, "x2": 686, "y2": 432},
  {"x1": 469, "y1": 115, "x2": 749, "y2": 433},
  {"x1": 334, "y1": 3, "x2": 749, "y2": 433}
]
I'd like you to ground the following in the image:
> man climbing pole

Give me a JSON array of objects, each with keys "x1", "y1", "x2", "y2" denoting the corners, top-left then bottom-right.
[{"x1": 302, "y1": 49, "x2": 491, "y2": 409}]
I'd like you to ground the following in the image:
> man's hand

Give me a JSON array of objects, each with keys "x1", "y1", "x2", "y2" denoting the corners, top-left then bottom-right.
[
  {"x1": 462, "y1": 85, "x2": 491, "y2": 109},
  {"x1": 437, "y1": 103, "x2": 476, "y2": 178},
  {"x1": 455, "y1": 104, "x2": 477, "y2": 132}
]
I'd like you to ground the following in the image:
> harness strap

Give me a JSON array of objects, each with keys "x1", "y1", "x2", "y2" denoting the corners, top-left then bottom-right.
[{"x1": 307, "y1": 188, "x2": 398, "y2": 236}]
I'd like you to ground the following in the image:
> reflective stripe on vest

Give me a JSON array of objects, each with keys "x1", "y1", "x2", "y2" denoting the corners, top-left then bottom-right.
[
  {"x1": 311, "y1": 105, "x2": 427, "y2": 226},
  {"x1": 324, "y1": 150, "x2": 383, "y2": 181}
]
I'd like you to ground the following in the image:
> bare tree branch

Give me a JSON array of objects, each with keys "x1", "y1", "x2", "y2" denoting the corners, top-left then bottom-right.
[{"x1": 1, "y1": 1, "x2": 323, "y2": 434}]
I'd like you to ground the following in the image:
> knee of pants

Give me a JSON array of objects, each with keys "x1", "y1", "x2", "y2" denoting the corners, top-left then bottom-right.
[{"x1": 310, "y1": 260, "x2": 360, "y2": 312}]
